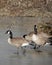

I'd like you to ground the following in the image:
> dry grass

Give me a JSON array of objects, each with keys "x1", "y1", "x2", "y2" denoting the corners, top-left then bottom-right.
[
  {"x1": 37, "y1": 22, "x2": 52, "y2": 35},
  {"x1": 0, "y1": 0, "x2": 52, "y2": 16}
]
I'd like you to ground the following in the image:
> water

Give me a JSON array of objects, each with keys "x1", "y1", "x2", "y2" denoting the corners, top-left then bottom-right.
[{"x1": 0, "y1": 17, "x2": 52, "y2": 65}]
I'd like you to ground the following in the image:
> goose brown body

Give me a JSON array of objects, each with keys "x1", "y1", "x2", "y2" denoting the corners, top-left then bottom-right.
[
  {"x1": 8, "y1": 37, "x2": 29, "y2": 47},
  {"x1": 5, "y1": 30, "x2": 31, "y2": 48},
  {"x1": 23, "y1": 25, "x2": 52, "y2": 46},
  {"x1": 32, "y1": 32, "x2": 52, "y2": 46}
]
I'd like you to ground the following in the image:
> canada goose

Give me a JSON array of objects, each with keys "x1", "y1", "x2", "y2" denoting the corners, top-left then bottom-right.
[
  {"x1": 25, "y1": 32, "x2": 52, "y2": 47},
  {"x1": 23, "y1": 25, "x2": 52, "y2": 48},
  {"x1": 32, "y1": 32, "x2": 52, "y2": 46},
  {"x1": 5, "y1": 30, "x2": 35, "y2": 53}
]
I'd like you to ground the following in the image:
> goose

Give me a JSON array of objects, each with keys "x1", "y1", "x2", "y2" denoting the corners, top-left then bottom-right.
[
  {"x1": 32, "y1": 32, "x2": 52, "y2": 46},
  {"x1": 5, "y1": 30, "x2": 35, "y2": 53},
  {"x1": 23, "y1": 25, "x2": 52, "y2": 48}
]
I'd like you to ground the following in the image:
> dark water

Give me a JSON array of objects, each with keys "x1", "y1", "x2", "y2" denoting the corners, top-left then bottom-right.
[{"x1": 0, "y1": 17, "x2": 52, "y2": 65}]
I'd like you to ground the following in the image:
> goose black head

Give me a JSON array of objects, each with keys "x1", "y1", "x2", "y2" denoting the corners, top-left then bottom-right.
[
  {"x1": 5, "y1": 30, "x2": 13, "y2": 39},
  {"x1": 34, "y1": 25, "x2": 36, "y2": 28},
  {"x1": 23, "y1": 34, "x2": 27, "y2": 38},
  {"x1": 5, "y1": 30, "x2": 12, "y2": 34}
]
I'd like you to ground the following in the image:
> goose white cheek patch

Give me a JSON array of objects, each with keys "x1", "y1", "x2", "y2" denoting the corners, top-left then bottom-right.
[{"x1": 8, "y1": 31, "x2": 10, "y2": 34}]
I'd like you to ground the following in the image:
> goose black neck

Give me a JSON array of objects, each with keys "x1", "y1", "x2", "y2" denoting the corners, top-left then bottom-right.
[
  {"x1": 9, "y1": 31, "x2": 13, "y2": 39},
  {"x1": 34, "y1": 25, "x2": 37, "y2": 34},
  {"x1": 23, "y1": 34, "x2": 27, "y2": 38}
]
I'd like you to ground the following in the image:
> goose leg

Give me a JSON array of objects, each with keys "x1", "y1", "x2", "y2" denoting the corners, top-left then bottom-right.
[
  {"x1": 21, "y1": 47, "x2": 26, "y2": 54},
  {"x1": 29, "y1": 41, "x2": 37, "y2": 49},
  {"x1": 36, "y1": 45, "x2": 40, "y2": 49},
  {"x1": 17, "y1": 46, "x2": 26, "y2": 55},
  {"x1": 29, "y1": 43, "x2": 36, "y2": 49},
  {"x1": 17, "y1": 47, "x2": 20, "y2": 54},
  {"x1": 29, "y1": 41, "x2": 41, "y2": 49}
]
